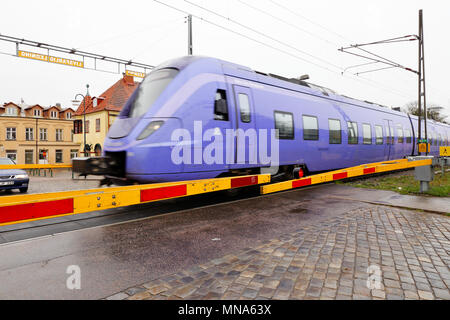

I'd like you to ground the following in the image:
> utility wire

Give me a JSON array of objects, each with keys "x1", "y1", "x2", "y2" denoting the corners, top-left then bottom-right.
[
  {"x1": 268, "y1": 0, "x2": 352, "y2": 42},
  {"x1": 75, "y1": 17, "x2": 184, "y2": 51},
  {"x1": 183, "y1": 0, "x2": 343, "y2": 71},
  {"x1": 235, "y1": 0, "x2": 340, "y2": 47},
  {"x1": 152, "y1": 0, "x2": 415, "y2": 100}
]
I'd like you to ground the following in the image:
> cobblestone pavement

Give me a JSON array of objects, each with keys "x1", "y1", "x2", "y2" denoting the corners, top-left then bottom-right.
[{"x1": 108, "y1": 205, "x2": 450, "y2": 300}]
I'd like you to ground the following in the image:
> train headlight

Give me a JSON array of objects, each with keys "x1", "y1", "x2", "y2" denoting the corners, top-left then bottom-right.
[{"x1": 137, "y1": 120, "x2": 164, "y2": 140}]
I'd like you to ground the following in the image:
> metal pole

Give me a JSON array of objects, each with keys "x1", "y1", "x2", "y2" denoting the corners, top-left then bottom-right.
[
  {"x1": 35, "y1": 117, "x2": 38, "y2": 164},
  {"x1": 84, "y1": 84, "x2": 89, "y2": 156},
  {"x1": 188, "y1": 15, "x2": 193, "y2": 55},
  {"x1": 420, "y1": 10, "x2": 428, "y2": 155},
  {"x1": 417, "y1": 10, "x2": 422, "y2": 153}
]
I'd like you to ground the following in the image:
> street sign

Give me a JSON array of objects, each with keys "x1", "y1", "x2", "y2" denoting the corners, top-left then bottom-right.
[
  {"x1": 440, "y1": 146, "x2": 450, "y2": 157},
  {"x1": 18, "y1": 50, "x2": 84, "y2": 68},
  {"x1": 125, "y1": 70, "x2": 146, "y2": 78}
]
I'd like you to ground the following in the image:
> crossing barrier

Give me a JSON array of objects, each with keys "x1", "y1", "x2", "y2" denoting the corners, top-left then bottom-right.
[
  {"x1": 260, "y1": 158, "x2": 433, "y2": 194},
  {"x1": 0, "y1": 174, "x2": 270, "y2": 226}
]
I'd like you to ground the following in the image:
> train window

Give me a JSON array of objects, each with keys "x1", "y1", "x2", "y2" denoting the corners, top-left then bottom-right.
[
  {"x1": 328, "y1": 119, "x2": 341, "y2": 144},
  {"x1": 362, "y1": 124, "x2": 372, "y2": 145},
  {"x1": 128, "y1": 68, "x2": 179, "y2": 118},
  {"x1": 347, "y1": 121, "x2": 358, "y2": 144},
  {"x1": 397, "y1": 126, "x2": 404, "y2": 143},
  {"x1": 274, "y1": 111, "x2": 294, "y2": 139},
  {"x1": 303, "y1": 115, "x2": 319, "y2": 140},
  {"x1": 389, "y1": 127, "x2": 395, "y2": 144},
  {"x1": 214, "y1": 90, "x2": 229, "y2": 121},
  {"x1": 405, "y1": 129, "x2": 412, "y2": 143},
  {"x1": 375, "y1": 125, "x2": 383, "y2": 145},
  {"x1": 238, "y1": 93, "x2": 251, "y2": 123}
]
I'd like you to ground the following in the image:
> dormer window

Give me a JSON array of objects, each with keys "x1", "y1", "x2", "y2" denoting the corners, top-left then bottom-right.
[
  {"x1": 34, "y1": 109, "x2": 41, "y2": 117},
  {"x1": 6, "y1": 107, "x2": 17, "y2": 115},
  {"x1": 93, "y1": 98, "x2": 97, "y2": 108},
  {"x1": 66, "y1": 112, "x2": 72, "y2": 119},
  {"x1": 51, "y1": 110, "x2": 58, "y2": 118}
]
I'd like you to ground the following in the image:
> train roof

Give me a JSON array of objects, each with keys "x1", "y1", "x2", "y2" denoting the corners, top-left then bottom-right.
[{"x1": 156, "y1": 56, "x2": 449, "y2": 128}]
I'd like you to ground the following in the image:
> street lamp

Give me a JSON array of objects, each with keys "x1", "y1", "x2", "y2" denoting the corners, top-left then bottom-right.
[{"x1": 72, "y1": 84, "x2": 90, "y2": 156}]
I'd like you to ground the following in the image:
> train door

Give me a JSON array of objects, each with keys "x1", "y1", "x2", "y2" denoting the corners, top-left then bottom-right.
[
  {"x1": 383, "y1": 119, "x2": 393, "y2": 160},
  {"x1": 232, "y1": 85, "x2": 257, "y2": 165}
]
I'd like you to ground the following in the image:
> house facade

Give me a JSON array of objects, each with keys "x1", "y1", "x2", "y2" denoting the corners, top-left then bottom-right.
[
  {"x1": 0, "y1": 102, "x2": 79, "y2": 164},
  {"x1": 73, "y1": 74, "x2": 138, "y2": 155}
]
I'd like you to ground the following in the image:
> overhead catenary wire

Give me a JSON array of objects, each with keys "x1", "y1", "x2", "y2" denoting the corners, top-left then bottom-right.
[
  {"x1": 183, "y1": 0, "x2": 344, "y2": 71},
  {"x1": 153, "y1": 0, "x2": 415, "y2": 101},
  {"x1": 235, "y1": 0, "x2": 341, "y2": 47}
]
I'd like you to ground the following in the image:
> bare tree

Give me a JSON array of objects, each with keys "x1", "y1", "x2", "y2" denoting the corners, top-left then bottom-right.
[{"x1": 403, "y1": 101, "x2": 448, "y2": 123}]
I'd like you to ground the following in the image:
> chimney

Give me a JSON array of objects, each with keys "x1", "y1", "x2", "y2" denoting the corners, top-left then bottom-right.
[
  {"x1": 123, "y1": 74, "x2": 134, "y2": 85},
  {"x1": 56, "y1": 103, "x2": 61, "y2": 108}
]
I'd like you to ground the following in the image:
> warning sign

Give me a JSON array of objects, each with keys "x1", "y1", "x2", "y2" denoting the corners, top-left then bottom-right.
[{"x1": 440, "y1": 146, "x2": 450, "y2": 157}]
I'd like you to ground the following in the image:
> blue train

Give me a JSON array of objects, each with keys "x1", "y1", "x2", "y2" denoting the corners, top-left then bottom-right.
[{"x1": 76, "y1": 56, "x2": 450, "y2": 184}]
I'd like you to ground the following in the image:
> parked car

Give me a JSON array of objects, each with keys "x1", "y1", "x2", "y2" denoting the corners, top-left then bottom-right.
[{"x1": 0, "y1": 157, "x2": 29, "y2": 193}]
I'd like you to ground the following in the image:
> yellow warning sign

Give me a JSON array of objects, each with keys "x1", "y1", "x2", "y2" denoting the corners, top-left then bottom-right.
[
  {"x1": 125, "y1": 70, "x2": 146, "y2": 78},
  {"x1": 440, "y1": 146, "x2": 450, "y2": 157},
  {"x1": 418, "y1": 143, "x2": 430, "y2": 153},
  {"x1": 18, "y1": 50, "x2": 84, "y2": 68}
]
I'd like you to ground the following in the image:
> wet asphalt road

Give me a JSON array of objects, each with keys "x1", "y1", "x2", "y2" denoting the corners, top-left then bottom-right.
[{"x1": 0, "y1": 184, "x2": 369, "y2": 299}]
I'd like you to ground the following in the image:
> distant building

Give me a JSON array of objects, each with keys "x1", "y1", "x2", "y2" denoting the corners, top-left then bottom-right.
[
  {"x1": 0, "y1": 101, "x2": 79, "y2": 164},
  {"x1": 73, "y1": 74, "x2": 138, "y2": 155}
]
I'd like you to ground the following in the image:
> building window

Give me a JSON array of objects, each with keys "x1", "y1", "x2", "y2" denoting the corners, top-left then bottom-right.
[
  {"x1": 375, "y1": 125, "x2": 383, "y2": 145},
  {"x1": 25, "y1": 150, "x2": 34, "y2": 164},
  {"x1": 55, "y1": 150, "x2": 63, "y2": 163},
  {"x1": 328, "y1": 119, "x2": 341, "y2": 144},
  {"x1": 40, "y1": 128, "x2": 48, "y2": 141},
  {"x1": 397, "y1": 126, "x2": 404, "y2": 143},
  {"x1": 347, "y1": 121, "x2": 358, "y2": 144},
  {"x1": 303, "y1": 115, "x2": 319, "y2": 140},
  {"x1": 34, "y1": 109, "x2": 41, "y2": 117},
  {"x1": 274, "y1": 111, "x2": 294, "y2": 139},
  {"x1": 96, "y1": 118, "x2": 101, "y2": 132},
  {"x1": 74, "y1": 120, "x2": 82, "y2": 134},
  {"x1": 238, "y1": 93, "x2": 251, "y2": 123},
  {"x1": 438, "y1": 134, "x2": 442, "y2": 146},
  {"x1": 6, "y1": 107, "x2": 17, "y2": 115},
  {"x1": 39, "y1": 149, "x2": 48, "y2": 161},
  {"x1": 50, "y1": 110, "x2": 58, "y2": 118},
  {"x1": 70, "y1": 149, "x2": 78, "y2": 159},
  {"x1": 66, "y1": 113, "x2": 72, "y2": 119},
  {"x1": 26, "y1": 127, "x2": 34, "y2": 141},
  {"x1": 6, "y1": 150, "x2": 17, "y2": 162},
  {"x1": 6, "y1": 127, "x2": 16, "y2": 140},
  {"x1": 56, "y1": 129, "x2": 63, "y2": 141},
  {"x1": 85, "y1": 120, "x2": 90, "y2": 133},
  {"x1": 362, "y1": 124, "x2": 372, "y2": 145}
]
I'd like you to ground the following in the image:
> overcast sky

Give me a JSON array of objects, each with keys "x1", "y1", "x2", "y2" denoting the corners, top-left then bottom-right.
[{"x1": 0, "y1": 0, "x2": 449, "y2": 119}]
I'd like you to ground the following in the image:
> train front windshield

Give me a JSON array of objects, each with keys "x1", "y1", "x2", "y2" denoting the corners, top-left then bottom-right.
[{"x1": 128, "y1": 68, "x2": 179, "y2": 118}]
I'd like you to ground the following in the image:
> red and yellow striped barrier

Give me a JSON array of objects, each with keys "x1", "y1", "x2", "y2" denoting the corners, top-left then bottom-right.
[
  {"x1": 0, "y1": 174, "x2": 270, "y2": 226},
  {"x1": 261, "y1": 158, "x2": 432, "y2": 194},
  {"x1": 0, "y1": 164, "x2": 71, "y2": 170}
]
